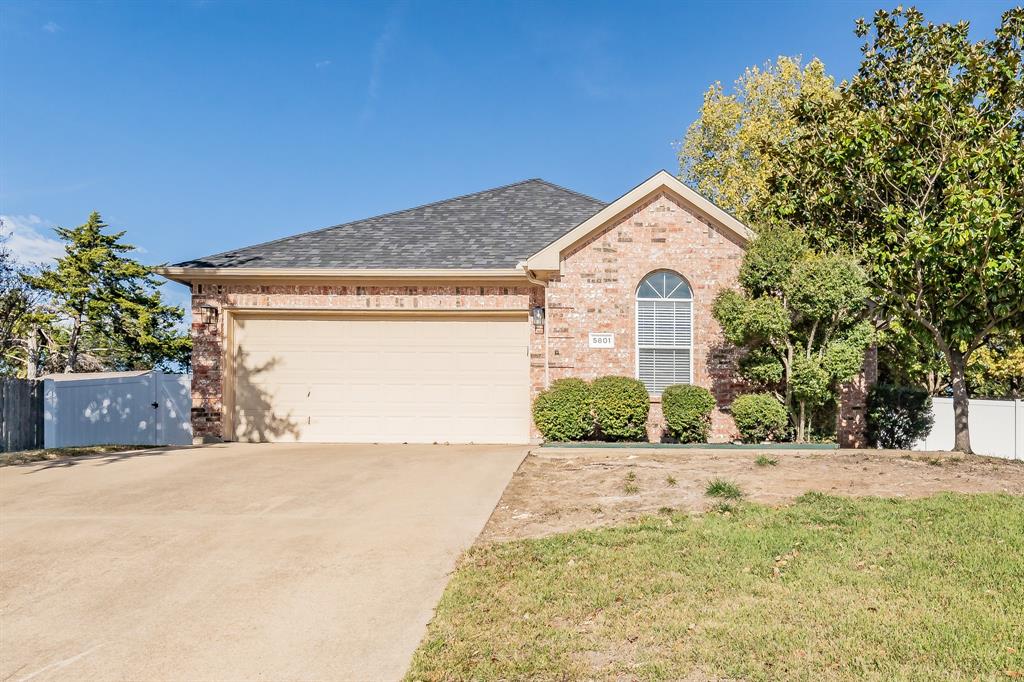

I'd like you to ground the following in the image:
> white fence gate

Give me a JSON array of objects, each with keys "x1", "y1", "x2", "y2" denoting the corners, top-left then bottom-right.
[
  {"x1": 44, "y1": 371, "x2": 192, "y2": 448},
  {"x1": 914, "y1": 397, "x2": 1023, "y2": 460}
]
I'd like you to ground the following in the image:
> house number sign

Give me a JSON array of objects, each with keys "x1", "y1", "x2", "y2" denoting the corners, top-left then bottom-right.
[{"x1": 588, "y1": 332, "x2": 615, "y2": 349}]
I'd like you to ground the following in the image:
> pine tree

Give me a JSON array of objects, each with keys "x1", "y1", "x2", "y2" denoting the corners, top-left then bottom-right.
[{"x1": 23, "y1": 212, "x2": 190, "y2": 372}]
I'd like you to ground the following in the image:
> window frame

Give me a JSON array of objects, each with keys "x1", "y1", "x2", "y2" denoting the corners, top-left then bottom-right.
[{"x1": 634, "y1": 270, "x2": 694, "y2": 395}]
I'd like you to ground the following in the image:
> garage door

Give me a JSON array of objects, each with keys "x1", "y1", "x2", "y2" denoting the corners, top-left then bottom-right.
[{"x1": 230, "y1": 314, "x2": 530, "y2": 444}]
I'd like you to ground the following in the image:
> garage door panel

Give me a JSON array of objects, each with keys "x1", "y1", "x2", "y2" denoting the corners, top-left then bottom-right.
[
  {"x1": 253, "y1": 382, "x2": 311, "y2": 403},
  {"x1": 232, "y1": 315, "x2": 529, "y2": 444}
]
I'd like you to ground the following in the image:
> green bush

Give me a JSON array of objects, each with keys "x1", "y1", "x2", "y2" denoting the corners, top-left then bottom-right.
[
  {"x1": 867, "y1": 384, "x2": 934, "y2": 449},
  {"x1": 591, "y1": 376, "x2": 650, "y2": 441},
  {"x1": 532, "y1": 378, "x2": 593, "y2": 442},
  {"x1": 662, "y1": 384, "x2": 716, "y2": 443},
  {"x1": 731, "y1": 393, "x2": 789, "y2": 443}
]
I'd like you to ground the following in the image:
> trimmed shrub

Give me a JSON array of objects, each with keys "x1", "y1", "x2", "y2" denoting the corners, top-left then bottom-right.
[
  {"x1": 867, "y1": 384, "x2": 934, "y2": 449},
  {"x1": 731, "y1": 393, "x2": 788, "y2": 443},
  {"x1": 591, "y1": 376, "x2": 650, "y2": 441},
  {"x1": 662, "y1": 384, "x2": 716, "y2": 443},
  {"x1": 532, "y1": 378, "x2": 593, "y2": 442}
]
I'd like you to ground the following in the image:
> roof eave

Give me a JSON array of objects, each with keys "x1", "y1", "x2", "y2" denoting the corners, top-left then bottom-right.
[
  {"x1": 154, "y1": 266, "x2": 531, "y2": 285},
  {"x1": 525, "y1": 170, "x2": 755, "y2": 272}
]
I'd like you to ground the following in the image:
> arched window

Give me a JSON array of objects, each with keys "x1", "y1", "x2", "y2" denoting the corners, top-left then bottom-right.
[{"x1": 636, "y1": 270, "x2": 693, "y2": 393}]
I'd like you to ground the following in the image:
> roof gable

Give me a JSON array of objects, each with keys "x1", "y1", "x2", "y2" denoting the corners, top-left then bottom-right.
[
  {"x1": 173, "y1": 179, "x2": 606, "y2": 271},
  {"x1": 525, "y1": 170, "x2": 755, "y2": 272}
]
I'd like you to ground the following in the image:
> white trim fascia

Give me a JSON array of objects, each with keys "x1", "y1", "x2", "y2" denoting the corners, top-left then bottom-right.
[
  {"x1": 154, "y1": 266, "x2": 529, "y2": 284},
  {"x1": 526, "y1": 170, "x2": 756, "y2": 272}
]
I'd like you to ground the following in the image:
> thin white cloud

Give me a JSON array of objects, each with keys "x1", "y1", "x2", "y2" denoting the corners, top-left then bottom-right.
[
  {"x1": 42, "y1": 21, "x2": 61, "y2": 33},
  {"x1": 315, "y1": 59, "x2": 332, "y2": 70},
  {"x1": 0, "y1": 214, "x2": 65, "y2": 266},
  {"x1": 361, "y1": 4, "x2": 405, "y2": 122}
]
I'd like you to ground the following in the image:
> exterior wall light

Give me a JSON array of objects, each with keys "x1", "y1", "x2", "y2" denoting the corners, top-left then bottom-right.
[
  {"x1": 198, "y1": 305, "x2": 219, "y2": 325},
  {"x1": 530, "y1": 305, "x2": 545, "y2": 329}
]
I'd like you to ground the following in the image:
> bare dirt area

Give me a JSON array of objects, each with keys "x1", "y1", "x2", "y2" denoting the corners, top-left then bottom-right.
[{"x1": 480, "y1": 447, "x2": 1024, "y2": 543}]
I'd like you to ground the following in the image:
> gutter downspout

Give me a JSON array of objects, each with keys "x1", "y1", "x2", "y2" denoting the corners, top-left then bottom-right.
[{"x1": 518, "y1": 261, "x2": 550, "y2": 390}]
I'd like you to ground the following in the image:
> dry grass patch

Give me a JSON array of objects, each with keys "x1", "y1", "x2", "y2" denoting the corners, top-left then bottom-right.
[
  {"x1": 482, "y1": 449, "x2": 1024, "y2": 542},
  {"x1": 408, "y1": 493, "x2": 1024, "y2": 681}
]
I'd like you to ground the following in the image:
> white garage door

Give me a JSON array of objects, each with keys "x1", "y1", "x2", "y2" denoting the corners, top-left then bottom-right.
[{"x1": 230, "y1": 314, "x2": 530, "y2": 444}]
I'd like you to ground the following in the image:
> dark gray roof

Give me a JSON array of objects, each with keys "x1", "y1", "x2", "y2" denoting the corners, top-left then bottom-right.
[{"x1": 175, "y1": 179, "x2": 606, "y2": 269}]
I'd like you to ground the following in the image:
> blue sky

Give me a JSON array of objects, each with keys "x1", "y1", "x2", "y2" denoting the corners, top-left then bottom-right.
[{"x1": 0, "y1": 0, "x2": 1010, "y2": 307}]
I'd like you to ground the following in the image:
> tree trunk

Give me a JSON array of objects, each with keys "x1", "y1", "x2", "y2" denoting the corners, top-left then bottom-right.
[
  {"x1": 797, "y1": 401, "x2": 806, "y2": 443},
  {"x1": 64, "y1": 314, "x2": 82, "y2": 373},
  {"x1": 948, "y1": 349, "x2": 972, "y2": 454},
  {"x1": 783, "y1": 352, "x2": 795, "y2": 442},
  {"x1": 26, "y1": 327, "x2": 39, "y2": 379}
]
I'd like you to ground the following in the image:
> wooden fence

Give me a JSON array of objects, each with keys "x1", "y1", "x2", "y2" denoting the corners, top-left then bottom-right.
[{"x1": 1, "y1": 379, "x2": 44, "y2": 452}]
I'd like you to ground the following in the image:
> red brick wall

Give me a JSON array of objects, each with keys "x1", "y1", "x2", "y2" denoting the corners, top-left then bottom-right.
[
  {"x1": 838, "y1": 344, "x2": 879, "y2": 447},
  {"x1": 187, "y1": 190, "x2": 872, "y2": 446},
  {"x1": 189, "y1": 283, "x2": 542, "y2": 441},
  {"x1": 543, "y1": 191, "x2": 746, "y2": 441}
]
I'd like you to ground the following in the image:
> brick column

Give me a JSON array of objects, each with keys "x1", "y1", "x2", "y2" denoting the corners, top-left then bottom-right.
[
  {"x1": 190, "y1": 292, "x2": 224, "y2": 443},
  {"x1": 837, "y1": 344, "x2": 879, "y2": 448}
]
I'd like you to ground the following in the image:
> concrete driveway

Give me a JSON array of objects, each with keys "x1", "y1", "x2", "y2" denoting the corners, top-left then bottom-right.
[{"x1": 0, "y1": 443, "x2": 526, "y2": 682}]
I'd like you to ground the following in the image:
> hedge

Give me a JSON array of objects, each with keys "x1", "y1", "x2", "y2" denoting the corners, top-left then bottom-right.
[
  {"x1": 532, "y1": 378, "x2": 593, "y2": 441},
  {"x1": 867, "y1": 384, "x2": 934, "y2": 449},
  {"x1": 662, "y1": 384, "x2": 716, "y2": 443},
  {"x1": 731, "y1": 393, "x2": 788, "y2": 443},
  {"x1": 591, "y1": 376, "x2": 649, "y2": 441}
]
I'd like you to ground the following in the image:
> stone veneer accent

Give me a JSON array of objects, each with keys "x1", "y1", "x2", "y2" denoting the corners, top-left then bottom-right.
[{"x1": 542, "y1": 191, "x2": 746, "y2": 441}]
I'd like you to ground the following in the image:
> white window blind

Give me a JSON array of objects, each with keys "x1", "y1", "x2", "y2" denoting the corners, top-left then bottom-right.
[{"x1": 636, "y1": 272, "x2": 693, "y2": 393}]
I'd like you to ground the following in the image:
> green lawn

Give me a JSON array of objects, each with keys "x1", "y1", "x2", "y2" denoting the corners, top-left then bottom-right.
[
  {"x1": 0, "y1": 444, "x2": 139, "y2": 467},
  {"x1": 408, "y1": 493, "x2": 1024, "y2": 681}
]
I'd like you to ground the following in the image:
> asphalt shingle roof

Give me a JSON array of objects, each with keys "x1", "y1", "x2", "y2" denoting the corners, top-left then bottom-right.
[{"x1": 174, "y1": 179, "x2": 606, "y2": 269}]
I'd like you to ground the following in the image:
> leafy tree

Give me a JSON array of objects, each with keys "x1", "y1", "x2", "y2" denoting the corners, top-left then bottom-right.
[
  {"x1": 677, "y1": 55, "x2": 836, "y2": 223},
  {"x1": 771, "y1": 7, "x2": 1024, "y2": 452},
  {"x1": 23, "y1": 212, "x2": 190, "y2": 373},
  {"x1": 876, "y1": 320, "x2": 946, "y2": 395},
  {"x1": 713, "y1": 225, "x2": 873, "y2": 442},
  {"x1": 967, "y1": 332, "x2": 1024, "y2": 398},
  {"x1": 0, "y1": 231, "x2": 37, "y2": 376}
]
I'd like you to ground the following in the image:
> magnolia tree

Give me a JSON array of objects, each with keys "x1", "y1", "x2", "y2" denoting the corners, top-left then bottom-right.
[
  {"x1": 771, "y1": 7, "x2": 1024, "y2": 452},
  {"x1": 968, "y1": 332, "x2": 1024, "y2": 399},
  {"x1": 713, "y1": 226, "x2": 872, "y2": 442}
]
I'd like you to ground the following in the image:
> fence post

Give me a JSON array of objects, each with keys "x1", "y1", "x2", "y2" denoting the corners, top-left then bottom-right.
[
  {"x1": 43, "y1": 378, "x2": 56, "y2": 449},
  {"x1": 32, "y1": 381, "x2": 43, "y2": 449},
  {"x1": 1016, "y1": 399, "x2": 1023, "y2": 460}
]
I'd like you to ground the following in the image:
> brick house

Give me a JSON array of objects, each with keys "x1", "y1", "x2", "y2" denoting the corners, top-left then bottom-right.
[{"x1": 159, "y1": 171, "x2": 853, "y2": 445}]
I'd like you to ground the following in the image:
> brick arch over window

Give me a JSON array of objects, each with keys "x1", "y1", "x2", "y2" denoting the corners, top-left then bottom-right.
[{"x1": 635, "y1": 270, "x2": 693, "y2": 393}]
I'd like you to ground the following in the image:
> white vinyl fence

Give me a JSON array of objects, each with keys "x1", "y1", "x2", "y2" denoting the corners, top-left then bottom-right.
[
  {"x1": 44, "y1": 371, "x2": 192, "y2": 448},
  {"x1": 914, "y1": 397, "x2": 1023, "y2": 460}
]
